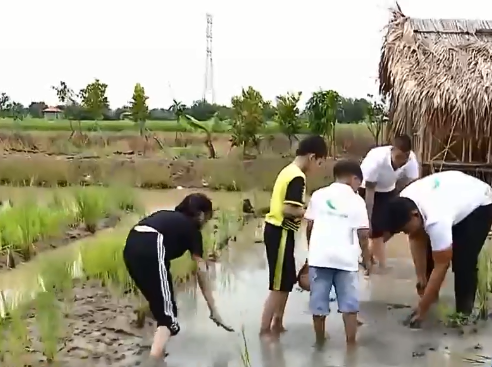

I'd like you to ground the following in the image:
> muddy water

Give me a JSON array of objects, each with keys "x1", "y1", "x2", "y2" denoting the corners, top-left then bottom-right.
[{"x1": 0, "y1": 188, "x2": 491, "y2": 366}]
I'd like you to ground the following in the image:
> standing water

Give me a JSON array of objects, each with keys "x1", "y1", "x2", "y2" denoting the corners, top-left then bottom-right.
[{"x1": 0, "y1": 188, "x2": 491, "y2": 366}]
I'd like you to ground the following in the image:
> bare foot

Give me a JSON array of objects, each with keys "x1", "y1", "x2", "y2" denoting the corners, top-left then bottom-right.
[
  {"x1": 372, "y1": 266, "x2": 392, "y2": 275},
  {"x1": 271, "y1": 324, "x2": 287, "y2": 334},
  {"x1": 259, "y1": 330, "x2": 279, "y2": 343}
]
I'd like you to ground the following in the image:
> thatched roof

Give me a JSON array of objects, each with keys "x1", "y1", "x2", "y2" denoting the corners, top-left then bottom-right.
[{"x1": 379, "y1": 8, "x2": 492, "y2": 137}]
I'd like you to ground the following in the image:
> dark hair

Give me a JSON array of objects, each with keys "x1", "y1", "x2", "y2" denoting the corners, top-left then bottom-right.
[
  {"x1": 333, "y1": 159, "x2": 363, "y2": 181},
  {"x1": 175, "y1": 193, "x2": 213, "y2": 218},
  {"x1": 393, "y1": 134, "x2": 412, "y2": 152},
  {"x1": 295, "y1": 135, "x2": 328, "y2": 158},
  {"x1": 385, "y1": 197, "x2": 418, "y2": 233}
]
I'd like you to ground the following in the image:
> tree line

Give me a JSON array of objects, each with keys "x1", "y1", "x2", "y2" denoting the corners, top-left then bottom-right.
[
  {"x1": 0, "y1": 79, "x2": 388, "y2": 156},
  {"x1": 0, "y1": 81, "x2": 377, "y2": 124}
]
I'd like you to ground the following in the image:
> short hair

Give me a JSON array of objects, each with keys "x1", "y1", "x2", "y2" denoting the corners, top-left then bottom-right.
[
  {"x1": 393, "y1": 134, "x2": 412, "y2": 152},
  {"x1": 296, "y1": 135, "x2": 328, "y2": 159},
  {"x1": 333, "y1": 159, "x2": 363, "y2": 181},
  {"x1": 385, "y1": 197, "x2": 418, "y2": 233},
  {"x1": 175, "y1": 193, "x2": 213, "y2": 218}
]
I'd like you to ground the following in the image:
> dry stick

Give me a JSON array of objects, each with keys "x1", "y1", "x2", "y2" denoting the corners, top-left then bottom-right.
[{"x1": 439, "y1": 121, "x2": 457, "y2": 172}]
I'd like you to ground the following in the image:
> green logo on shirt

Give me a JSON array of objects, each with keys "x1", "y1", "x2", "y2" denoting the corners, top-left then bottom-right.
[
  {"x1": 326, "y1": 199, "x2": 336, "y2": 210},
  {"x1": 432, "y1": 178, "x2": 440, "y2": 189}
]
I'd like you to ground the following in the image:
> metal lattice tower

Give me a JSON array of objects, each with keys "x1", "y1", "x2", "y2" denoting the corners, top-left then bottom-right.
[{"x1": 202, "y1": 13, "x2": 215, "y2": 103}]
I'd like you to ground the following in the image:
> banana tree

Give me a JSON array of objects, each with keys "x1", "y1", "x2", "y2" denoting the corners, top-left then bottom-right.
[
  {"x1": 182, "y1": 114, "x2": 216, "y2": 158},
  {"x1": 169, "y1": 99, "x2": 187, "y2": 144}
]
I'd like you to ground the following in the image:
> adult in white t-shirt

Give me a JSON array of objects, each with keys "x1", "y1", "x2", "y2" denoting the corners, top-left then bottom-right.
[
  {"x1": 305, "y1": 160, "x2": 370, "y2": 346},
  {"x1": 385, "y1": 171, "x2": 492, "y2": 326},
  {"x1": 359, "y1": 134, "x2": 419, "y2": 270}
]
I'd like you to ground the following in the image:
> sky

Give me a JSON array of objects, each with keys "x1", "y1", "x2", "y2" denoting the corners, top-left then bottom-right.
[{"x1": 1, "y1": 0, "x2": 491, "y2": 109}]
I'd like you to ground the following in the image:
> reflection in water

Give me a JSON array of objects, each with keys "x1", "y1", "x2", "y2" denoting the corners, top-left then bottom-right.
[{"x1": 260, "y1": 342, "x2": 286, "y2": 367}]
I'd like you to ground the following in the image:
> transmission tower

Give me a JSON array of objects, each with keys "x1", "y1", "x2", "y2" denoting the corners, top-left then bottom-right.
[{"x1": 202, "y1": 13, "x2": 215, "y2": 103}]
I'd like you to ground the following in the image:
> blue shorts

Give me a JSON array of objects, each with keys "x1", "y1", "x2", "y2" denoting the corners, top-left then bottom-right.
[{"x1": 309, "y1": 266, "x2": 359, "y2": 315}]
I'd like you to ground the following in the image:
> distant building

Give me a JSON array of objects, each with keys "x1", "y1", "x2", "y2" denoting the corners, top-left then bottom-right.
[{"x1": 42, "y1": 106, "x2": 62, "y2": 120}]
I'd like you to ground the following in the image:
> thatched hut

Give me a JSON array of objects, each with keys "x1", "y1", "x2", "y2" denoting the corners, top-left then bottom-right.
[{"x1": 379, "y1": 8, "x2": 492, "y2": 181}]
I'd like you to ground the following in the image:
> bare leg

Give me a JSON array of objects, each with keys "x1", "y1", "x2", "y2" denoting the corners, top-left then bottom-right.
[
  {"x1": 260, "y1": 291, "x2": 286, "y2": 337},
  {"x1": 370, "y1": 237, "x2": 386, "y2": 269},
  {"x1": 313, "y1": 315, "x2": 327, "y2": 345},
  {"x1": 342, "y1": 313, "x2": 358, "y2": 345},
  {"x1": 149, "y1": 326, "x2": 171, "y2": 359},
  {"x1": 271, "y1": 293, "x2": 289, "y2": 333}
]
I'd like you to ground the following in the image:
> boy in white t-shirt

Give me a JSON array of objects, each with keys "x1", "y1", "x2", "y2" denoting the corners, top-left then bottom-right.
[
  {"x1": 305, "y1": 160, "x2": 371, "y2": 345},
  {"x1": 385, "y1": 171, "x2": 492, "y2": 327}
]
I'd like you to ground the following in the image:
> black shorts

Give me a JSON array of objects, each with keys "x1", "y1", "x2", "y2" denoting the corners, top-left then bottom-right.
[
  {"x1": 264, "y1": 223, "x2": 297, "y2": 292},
  {"x1": 425, "y1": 204, "x2": 492, "y2": 314},
  {"x1": 358, "y1": 188, "x2": 396, "y2": 238},
  {"x1": 123, "y1": 229, "x2": 180, "y2": 335}
]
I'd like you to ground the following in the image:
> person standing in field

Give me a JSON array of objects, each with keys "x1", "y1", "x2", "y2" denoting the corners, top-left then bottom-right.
[
  {"x1": 358, "y1": 134, "x2": 419, "y2": 271},
  {"x1": 260, "y1": 135, "x2": 328, "y2": 339},
  {"x1": 385, "y1": 171, "x2": 492, "y2": 327},
  {"x1": 123, "y1": 193, "x2": 232, "y2": 366},
  {"x1": 304, "y1": 160, "x2": 371, "y2": 346}
]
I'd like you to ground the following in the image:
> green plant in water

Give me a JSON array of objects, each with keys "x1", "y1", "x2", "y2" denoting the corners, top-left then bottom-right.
[
  {"x1": 80, "y1": 231, "x2": 133, "y2": 293},
  {"x1": 73, "y1": 186, "x2": 110, "y2": 233},
  {"x1": 107, "y1": 184, "x2": 142, "y2": 214},
  {"x1": 240, "y1": 326, "x2": 251, "y2": 367},
  {"x1": 3, "y1": 306, "x2": 31, "y2": 366}
]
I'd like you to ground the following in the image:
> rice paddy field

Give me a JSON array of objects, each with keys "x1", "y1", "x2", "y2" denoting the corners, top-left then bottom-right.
[{"x1": 0, "y1": 187, "x2": 490, "y2": 367}]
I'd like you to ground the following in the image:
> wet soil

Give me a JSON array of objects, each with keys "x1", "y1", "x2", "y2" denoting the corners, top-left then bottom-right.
[
  {"x1": 4, "y1": 230, "x2": 492, "y2": 367},
  {"x1": 1, "y1": 191, "x2": 492, "y2": 366},
  {"x1": 0, "y1": 216, "x2": 120, "y2": 271}
]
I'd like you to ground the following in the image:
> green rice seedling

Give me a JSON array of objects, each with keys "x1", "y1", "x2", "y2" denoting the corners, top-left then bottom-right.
[
  {"x1": 80, "y1": 231, "x2": 133, "y2": 293},
  {"x1": 2, "y1": 201, "x2": 43, "y2": 261},
  {"x1": 73, "y1": 186, "x2": 111, "y2": 233},
  {"x1": 240, "y1": 326, "x2": 252, "y2": 367},
  {"x1": 51, "y1": 191, "x2": 79, "y2": 228},
  {"x1": 34, "y1": 290, "x2": 62, "y2": 362},
  {"x1": 106, "y1": 184, "x2": 143, "y2": 214},
  {"x1": 3, "y1": 306, "x2": 31, "y2": 366}
]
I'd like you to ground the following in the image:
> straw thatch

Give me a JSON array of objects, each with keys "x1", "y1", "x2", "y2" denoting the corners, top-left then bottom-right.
[{"x1": 379, "y1": 8, "x2": 492, "y2": 138}]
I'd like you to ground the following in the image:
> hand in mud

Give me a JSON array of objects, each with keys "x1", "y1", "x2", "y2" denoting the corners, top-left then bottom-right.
[
  {"x1": 402, "y1": 309, "x2": 423, "y2": 329},
  {"x1": 209, "y1": 312, "x2": 234, "y2": 332}
]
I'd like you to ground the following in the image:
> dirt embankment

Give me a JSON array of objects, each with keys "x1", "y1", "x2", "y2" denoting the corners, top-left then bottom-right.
[
  {"x1": 0, "y1": 130, "x2": 375, "y2": 159},
  {"x1": 0, "y1": 156, "x2": 342, "y2": 192}
]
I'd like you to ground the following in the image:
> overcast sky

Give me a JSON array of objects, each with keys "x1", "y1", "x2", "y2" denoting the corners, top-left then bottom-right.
[{"x1": 1, "y1": 0, "x2": 491, "y2": 108}]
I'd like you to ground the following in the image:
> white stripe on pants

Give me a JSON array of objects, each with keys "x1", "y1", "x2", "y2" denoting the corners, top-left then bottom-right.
[
  {"x1": 156, "y1": 232, "x2": 178, "y2": 327},
  {"x1": 134, "y1": 225, "x2": 179, "y2": 332}
]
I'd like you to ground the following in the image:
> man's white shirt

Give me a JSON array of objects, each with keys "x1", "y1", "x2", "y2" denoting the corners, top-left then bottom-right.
[
  {"x1": 305, "y1": 182, "x2": 369, "y2": 271},
  {"x1": 400, "y1": 171, "x2": 492, "y2": 252},
  {"x1": 360, "y1": 145, "x2": 419, "y2": 192}
]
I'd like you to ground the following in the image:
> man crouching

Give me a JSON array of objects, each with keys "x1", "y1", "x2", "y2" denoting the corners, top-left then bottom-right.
[{"x1": 304, "y1": 160, "x2": 371, "y2": 346}]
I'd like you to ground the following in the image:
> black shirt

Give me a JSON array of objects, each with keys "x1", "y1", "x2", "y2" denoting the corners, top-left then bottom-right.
[{"x1": 136, "y1": 210, "x2": 203, "y2": 261}]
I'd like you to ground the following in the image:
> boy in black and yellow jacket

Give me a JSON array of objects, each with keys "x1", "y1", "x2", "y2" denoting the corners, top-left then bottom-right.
[{"x1": 260, "y1": 135, "x2": 328, "y2": 337}]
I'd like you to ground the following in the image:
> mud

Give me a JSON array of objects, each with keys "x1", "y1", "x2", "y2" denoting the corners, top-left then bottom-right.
[
  {"x1": 0, "y1": 216, "x2": 120, "y2": 271},
  {"x1": 1, "y1": 190, "x2": 492, "y2": 366}
]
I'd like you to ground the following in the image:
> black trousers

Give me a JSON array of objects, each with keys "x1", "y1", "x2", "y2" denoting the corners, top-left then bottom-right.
[
  {"x1": 358, "y1": 188, "x2": 396, "y2": 238},
  {"x1": 123, "y1": 229, "x2": 180, "y2": 335},
  {"x1": 426, "y1": 204, "x2": 492, "y2": 315}
]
